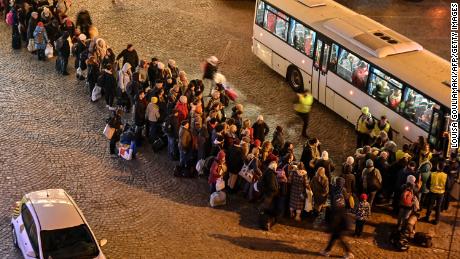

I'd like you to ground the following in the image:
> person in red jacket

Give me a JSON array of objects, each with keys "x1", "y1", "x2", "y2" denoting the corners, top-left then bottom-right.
[
  {"x1": 175, "y1": 95, "x2": 188, "y2": 124},
  {"x1": 208, "y1": 150, "x2": 227, "y2": 193}
]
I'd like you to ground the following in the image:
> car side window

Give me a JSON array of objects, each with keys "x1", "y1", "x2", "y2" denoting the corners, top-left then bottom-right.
[
  {"x1": 27, "y1": 222, "x2": 39, "y2": 254},
  {"x1": 21, "y1": 204, "x2": 39, "y2": 254},
  {"x1": 21, "y1": 204, "x2": 34, "y2": 232}
]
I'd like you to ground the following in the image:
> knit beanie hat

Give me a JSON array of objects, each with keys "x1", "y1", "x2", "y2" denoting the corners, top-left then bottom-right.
[
  {"x1": 346, "y1": 156, "x2": 354, "y2": 165},
  {"x1": 366, "y1": 159, "x2": 374, "y2": 168},
  {"x1": 406, "y1": 175, "x2": 416, "y2": 185}
]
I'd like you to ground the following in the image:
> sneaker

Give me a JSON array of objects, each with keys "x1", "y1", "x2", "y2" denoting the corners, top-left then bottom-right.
[
  {"x1": 343, "y1": 252, "x2": 355, "y2": 259},
  {"x1": 320, "y1": 250, "x2": 330, "y2": 257}
]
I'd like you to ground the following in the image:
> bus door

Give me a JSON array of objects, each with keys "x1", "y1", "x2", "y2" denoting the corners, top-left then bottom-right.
[
  {"x1": 312, "y1": 37, "x2": 331, "y2": 104},
  {"x1": 428, "y1": 106, "x2": 449, "y2": 152}
]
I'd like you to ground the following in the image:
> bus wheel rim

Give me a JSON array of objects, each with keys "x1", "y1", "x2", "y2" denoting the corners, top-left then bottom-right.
[{"x1": 291, "y1": 69, "x2": 301, "y2": 89}]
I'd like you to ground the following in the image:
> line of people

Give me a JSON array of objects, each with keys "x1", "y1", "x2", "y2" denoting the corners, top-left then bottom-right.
[{"x1": 3, "y1": 1, "x2": 460, "y2": 258}]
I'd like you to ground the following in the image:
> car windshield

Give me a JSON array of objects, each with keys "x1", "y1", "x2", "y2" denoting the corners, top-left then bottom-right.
[{"x1": 41, "y1": 224, "x2": 99, "y2": 259}]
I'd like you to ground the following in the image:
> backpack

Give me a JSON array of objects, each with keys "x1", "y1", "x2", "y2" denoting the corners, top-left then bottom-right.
[
  {"x1": 6, "y1": 11, "x2": 14, "y2": 26},
  {"x1": 36, "y1": 31, "x2": 44, "y2": 44},
  {"x1": 400, "y1": 189, "x2": 414, "y2": 208},
  {"x1": 413, "y1": 232, "x2": 432, "y2": 248},
  {"x1": 366, "y1": 168, "x2": 382, "y2": 191}
]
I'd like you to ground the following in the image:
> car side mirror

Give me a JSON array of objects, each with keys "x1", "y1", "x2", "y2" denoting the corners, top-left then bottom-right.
[
  {"x1": 26, "y1": 250, "x2": 37, "y2": 258},
  {"x1": 99, "y1": 239, "x2": 107, "y2": 247}
]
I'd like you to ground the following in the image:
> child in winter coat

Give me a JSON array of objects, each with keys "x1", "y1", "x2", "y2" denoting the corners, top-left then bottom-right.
[{"x1": 354, "y1": 193, "x2": 371, "y2": 237}]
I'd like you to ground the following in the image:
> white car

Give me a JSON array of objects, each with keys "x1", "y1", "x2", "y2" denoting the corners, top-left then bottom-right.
[{"x1": 11, "y1": 189, "x2": 107, "y2": 259}]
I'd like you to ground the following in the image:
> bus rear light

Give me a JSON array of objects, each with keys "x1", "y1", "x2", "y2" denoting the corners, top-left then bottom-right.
[
  {"x1": 405, "y1": 126, "x2": 410, "y2": 131},
  {"x1": 260, "y1": 32, "x2": 263, "y2": 37},
  {"x1": 349, "y1": 90, "x2": 353, "y2": 95},
  {"x1": 302, "y1": 60, "x2": 305, "y2": 64}
]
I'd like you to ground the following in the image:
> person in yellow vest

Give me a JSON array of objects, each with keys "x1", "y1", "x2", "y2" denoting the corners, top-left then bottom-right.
[
  {"x1": 395, "y1": 144, "x2": 412, "y2": 162},
  {"x1": 371, "y1": 116, "x2": 392, "y2": 140},
  {"x1": 295, "y1": 90, "x2": 313, "y2": 138},
  {"x1": 422, "y1": 161, "x2": 450, "y2": 225},
  {"x1": 356, "y1": 107, "x2": 373, "y2": 148}
]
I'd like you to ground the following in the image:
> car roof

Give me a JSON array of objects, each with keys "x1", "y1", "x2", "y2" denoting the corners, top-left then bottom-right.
[{"x1": 26, "y1": 189, "x2": 85, "y2": 231}]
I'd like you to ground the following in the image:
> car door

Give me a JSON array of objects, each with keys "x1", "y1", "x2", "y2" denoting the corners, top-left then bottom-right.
[{"x1": 18, "y1": 204, "x2": 40, "y2": 259}]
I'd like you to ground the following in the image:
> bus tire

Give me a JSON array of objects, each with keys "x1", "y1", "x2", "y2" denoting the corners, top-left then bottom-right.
[{"x1": 287, "y1": 66, "x2": 303, "y2": 92}]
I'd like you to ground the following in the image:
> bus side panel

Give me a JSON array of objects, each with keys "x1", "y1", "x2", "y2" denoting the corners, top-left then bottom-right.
[
  {"x1": 252, "y1": 39, "x2": 273, "y2": 68},
  {"x1": 333, "y1": 91, "x2": 361, "y2": 124},
  {"x1": 272, "y1": 52, "x2": 290, "y2": 77},
  {"x1": 301, "y1": 70, "x2": 312, "y2": 93},
  {"x1": 325, "y1": 87, "x2": 335, "y2": 110}
]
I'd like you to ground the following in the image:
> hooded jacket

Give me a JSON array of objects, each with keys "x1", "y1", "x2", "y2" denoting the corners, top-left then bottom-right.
[
  {"x1": 179, "y1": 125, "x2": 192, "y2": 151},
  {"x1": 118, "y1": 63, "x2": 132, "y2": 92}
]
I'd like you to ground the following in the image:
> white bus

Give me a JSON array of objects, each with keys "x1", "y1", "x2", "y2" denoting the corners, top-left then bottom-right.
[{"x1": 252, "y1": 0, "x2": 451, "y2": 149}]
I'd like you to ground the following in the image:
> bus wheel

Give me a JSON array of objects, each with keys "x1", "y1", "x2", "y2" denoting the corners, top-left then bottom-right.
[{"x1": 287, "y1": 67, "x2": 303, "y2": 92}]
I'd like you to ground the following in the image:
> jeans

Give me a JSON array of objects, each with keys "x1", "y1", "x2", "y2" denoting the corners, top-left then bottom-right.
[
  {"x1": 426, "y1": 193, "x2": 444, "y2": 223},
  {"x1": 299, "y1": 112, "x2": 309, "y2": 137},
  {"x1": 149, "y1": 121, "x2": 159, "y2": 141},
  {"x1": 179, "y1": 148, "x2": 191, "y2": 168},
  {"x1": 397, "y1": 207, "x2": 412, "y2": 230},
  {"x1": 167, "y1": 136, "x2": 178, "y2": 160}
]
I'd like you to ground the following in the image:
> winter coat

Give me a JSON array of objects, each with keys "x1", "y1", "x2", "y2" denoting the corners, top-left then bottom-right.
[
  {"x1": 259, "y1": 168, "x2": 279, "y2": 197},
  {"x1": 355, "y1": 201, "x2": 371, "y2": 221},
  {"x1": 314, "y1": 159, "x2": 335, "y2": 181},
  {"x1": 343, "y1": 172, "x2": 356, "y2": 196},
  {"x1": 27, "y1": 17, "x2": 38, "y2": 40},
  {"x1": 134, "y1": 98, "x2": 147, "y2": 126},
  {"x1": 419, "y1": 161, "x2": 432, "y2": 194},
  {"x1": 311, "y1": 174, "x2": 329, "y2": 210},
  {"x1": 252, "y1": 121, "x2": 269, "y2": 142},
  {"x1": 179, "y1": 126, "x2": 192, "y2": 152},
  {"x1": 190, "y1": 110, "x2": 203, "y2": 136},
  {"x1": 301, "y1": 143, "x2": 321, "y2": 174},
  {"x1": 362, "y1": 167, "x2": 382, "y2": 192},
  {"x1": 226, "y1": 145, "x2": 245, "y2": 174},
  {"x1": 99, "y1": 69, "x2": 116, "y2": 96},
  {"x1": 33, "y1": 26, "x2": 48, "y2": 50},
  {"x1": 175, "y1": 102, "x2": 189, "y2": 124},
  {"x1": 118, "y1": 63, "x2": 132, "y2": 93},
  {"x1": 60, "y1": 36, "x2": 70, "y2": 58},
  {"x1": 271, "y1": 131, "x2": 285, "y2": 152},
  {"x1": 116, "y1": 48, "x2": 139, "y2": 70},
  {"x1": 146, "y1": 103, "x2": 160, "y2": 122},
  {"x1": 209, "y1": 160, "x2": 227, "y2": 184},
  {"x1": 289, "y1": 170, "x2": 309, "y2": 210}
]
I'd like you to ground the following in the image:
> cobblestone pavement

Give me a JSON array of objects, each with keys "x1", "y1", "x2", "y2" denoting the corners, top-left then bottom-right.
[{"x1": 0, "y1": 0, "x2": 458, "y2": 258}]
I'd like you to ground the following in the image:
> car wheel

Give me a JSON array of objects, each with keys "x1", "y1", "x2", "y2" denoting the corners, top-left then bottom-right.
[
  {"x1": 11, "y1": 225, "x2": 18, "y2": 248},
  {"x1": 287, "y1": 66, "x2": 304, "y2": 92}
]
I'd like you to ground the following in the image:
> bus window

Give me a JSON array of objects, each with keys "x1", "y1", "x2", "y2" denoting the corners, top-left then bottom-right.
[
  {"x1": 337, "y1": 50, "x2": 355, "y2": 82},
  {"x1": 288, "y1": 19, "x2": 316, "y2": 58},
  {"x1": 329, "y1": 44, "x2": 339, "y2": 72},
  {"x1": 263, "y1": 4, "x2": 288, "y2": 41},
  {"x1": 321, "y1": 44, "x2": 330, "y2": 72},
  {"x1": 337, "y1": 49, "x2": 369, "y2": 89},
  {"x1": 314, "y1": 40, "x2": 323, "y2": 68},
  {"x1": 256, "y1": 1, "x2": 265, "y2": 26},
  {"x1": 367, "y1": 68, "x2": 402, "y2": 110},
  {"x1": 401, "y1": 87, "x2": 438, "y2": 131}
]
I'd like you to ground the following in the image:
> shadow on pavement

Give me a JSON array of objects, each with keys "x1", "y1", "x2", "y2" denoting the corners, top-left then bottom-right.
[{"x1": 209, "y1": 233, "x2": 319, "y2": 255}]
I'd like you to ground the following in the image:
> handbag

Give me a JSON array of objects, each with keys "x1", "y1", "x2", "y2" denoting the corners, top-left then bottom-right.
[
  {"x1": 304, "y1": 188, "x2": 313, "y2": 212},
  {"x1": 103, "y1": 124, "x2": 115, "y2": 140},
  {"x1": 216, "y1": 177, "x2": 225, "y2": 191},
  {"x1": 348, "y1": 195, "x2": 355, "y2": 209},
  {"x1": 91, "y1": 85, "x2": 102, "y2": 102},
  {"x1": 210, "y1": 191, "x2": 226, "y2": 207},
  {"x1": 118, "y1": 144, "x2": 132, "y2": 160},
  {"x1": 27, "y1": 39, "x2": 35, "y2": 52},
  {"x1": 239, "y1": 159, "x2": 254, "y2": 183},
  {"x1": 45, "y1": 43, "x2": 53, "y2": 58}
]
